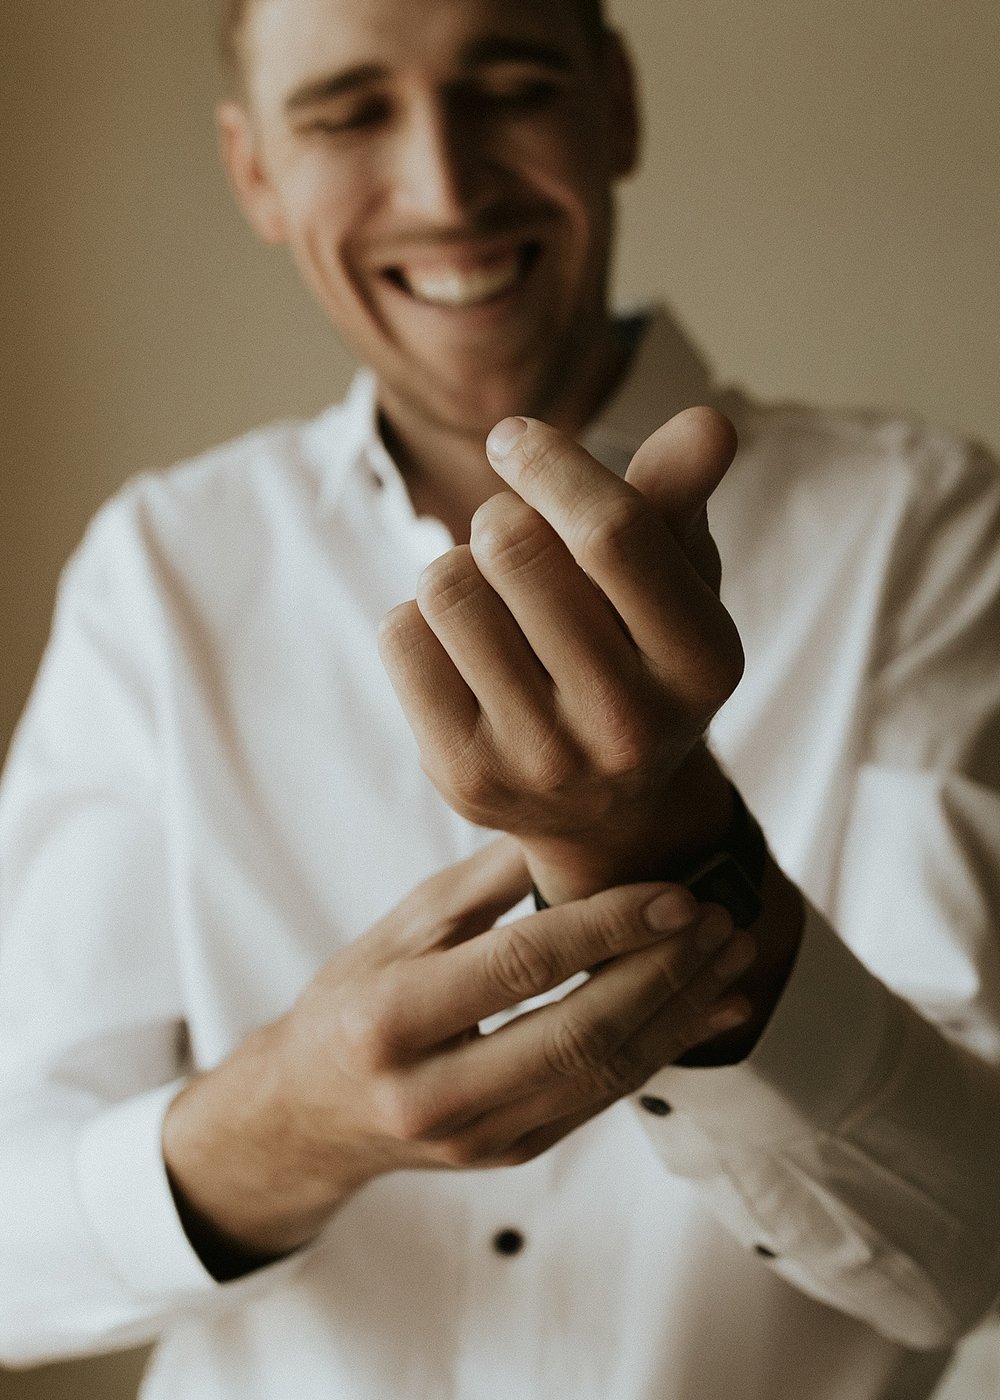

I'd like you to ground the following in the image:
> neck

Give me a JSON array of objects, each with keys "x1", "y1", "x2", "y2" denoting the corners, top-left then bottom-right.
[{"x1": 377, "y1": 317, "x2": 631, "y2": 545}]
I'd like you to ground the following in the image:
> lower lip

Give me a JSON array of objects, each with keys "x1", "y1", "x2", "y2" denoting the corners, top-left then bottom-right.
[{"x1": 383, "y1": 244, "x2": 542, "y2": 316}]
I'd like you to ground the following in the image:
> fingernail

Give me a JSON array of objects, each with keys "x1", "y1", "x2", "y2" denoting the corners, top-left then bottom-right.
[
  {"x1": 706, "y1": 1000, "x2": 750, "y2": 1034},
  {"x1": 645, "y1": 887, "x2": 698, "y2": 933},
  {"x1": 713, "y1": 934, "x2": 756, "y2": 978},
  {"x1": 486, "y1": 417, "x2": 528, "y2": 461},
  {"x1": 695, "y1": 909, "x2": 732, "y2": 956}
]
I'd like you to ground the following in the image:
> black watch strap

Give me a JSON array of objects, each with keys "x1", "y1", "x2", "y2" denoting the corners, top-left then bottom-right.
[
  {"x1": 669, "y1": 784, "x2": 766, "y2": 928},
  {"x1": 531, "y1": 784, "x2": 768, "y2": 928}
]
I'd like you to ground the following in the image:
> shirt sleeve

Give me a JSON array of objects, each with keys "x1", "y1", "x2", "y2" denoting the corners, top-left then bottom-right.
[
  {"x1": 634, "y1": 436, "x2": 1000, "y2": 1350},
  {"x1": 0, "y1": 495, "x2": 303, "y2": 1367}
]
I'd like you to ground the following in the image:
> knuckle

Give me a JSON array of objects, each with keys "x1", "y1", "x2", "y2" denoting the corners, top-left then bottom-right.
[
  {"x1": 582, "y1": 898, "x2": 644, "y2": 961},
  {"x1": 517, "y1": 729, "x2": 579, "y2": 797},
  {"x1": 337, "y1": 989, "x2": 399, "y2": 1074},
  {"x1": 486, "y1": 924, "x2": 560, "y2": 1002},
  {"x1": 434, "y1": 1132, "x2": 486, "y2": 1170},
  {"x1": 598, "y1": 1049, "x2": 644, "y2": 1100},
  {"x1": 581, "y1": 684, "x2": 658, "y2": 777},
  {"x1": 543, "y1": 1014, "x2": 616, "y2": 1086},
  {"x1": 575, "y1": 492, "x2": 651, "y2": 575},
  {"x1": 471, "y1": 494, "x2": 554, "y2": 578},
  {"x1": 647, "y1": 938, "x2": 700, "y2": 995},
  {"x1": 416, "y1": 547, "x2": 482, "y2": 622},
  {"x1": 372, "y1": 1074, "x2": 461, "y2": 1146},
  {"x1": 682, "y1": 628, "x2": 746, "y2": 728},
  {"x1": 433, "y1": 740, "x2": 503, "y2": 822},
  {"x1": 376, "y1": 600, "x2": 422, "y2": 666},
  {"x1": 371, "y1": 1074, "x2": 429, "y2": 1142}
]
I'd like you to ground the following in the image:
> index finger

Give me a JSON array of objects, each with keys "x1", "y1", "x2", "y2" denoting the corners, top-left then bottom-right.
[{"x1": 484, "y1": 417, "x2": 742, "y2": 703}]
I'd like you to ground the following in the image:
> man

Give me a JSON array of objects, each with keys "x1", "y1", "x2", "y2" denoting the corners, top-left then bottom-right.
[{"x1": 1, "y1": 0, "x2": 999, "y2": 1396}]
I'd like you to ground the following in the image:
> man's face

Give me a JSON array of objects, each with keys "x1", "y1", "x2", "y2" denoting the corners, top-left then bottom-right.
[{"x1": 223, "y1": 0, "x2": 637, "y2": 436}]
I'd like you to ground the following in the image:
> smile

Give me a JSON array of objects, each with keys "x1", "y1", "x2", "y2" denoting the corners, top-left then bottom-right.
[{"x1": 382, "y1": 243, "x2": 541, "y2": 308}]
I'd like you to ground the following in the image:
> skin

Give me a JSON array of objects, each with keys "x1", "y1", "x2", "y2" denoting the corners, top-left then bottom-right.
[
  {"x1": 166, "y1": 843, "x2": 754, "y2": 1262},
  {"x1": 217, "y1": 0, "x2": 639, "y2": 535},
  {"x1": 163, "y1": 0, "x2": 804, "y2": 1269}
]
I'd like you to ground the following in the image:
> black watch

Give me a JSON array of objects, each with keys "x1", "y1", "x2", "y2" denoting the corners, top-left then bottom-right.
[{"x1": 532, "y1": 784, "x2": 767, "y2": 928}]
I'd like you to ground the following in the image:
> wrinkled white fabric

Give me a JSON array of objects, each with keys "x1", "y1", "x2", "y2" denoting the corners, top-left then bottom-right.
[{"x1": 2, "y1": 310, "x2": 999, "y2": 1398}]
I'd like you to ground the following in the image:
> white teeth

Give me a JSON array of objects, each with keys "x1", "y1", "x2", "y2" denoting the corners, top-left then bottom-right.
[{"x1": 398, "y1": 255, "x2": 522, "y2": 307}]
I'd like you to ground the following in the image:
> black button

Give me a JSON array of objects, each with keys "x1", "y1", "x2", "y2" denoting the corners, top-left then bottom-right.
[
  {"x1": 639, "y1": 1095, "x2": 672, "y2": 1117},
  {"x1": 492, "y1": 1229, "x2": 525, "y2": 1257},
  {"x1": 754, "y1": 1244, "x2": 777, "y2": 1259}
]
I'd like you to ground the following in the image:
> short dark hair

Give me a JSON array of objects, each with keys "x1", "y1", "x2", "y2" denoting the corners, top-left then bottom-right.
[{"x1": 218, "y1": 0, "x2": 609, "y2": 91}]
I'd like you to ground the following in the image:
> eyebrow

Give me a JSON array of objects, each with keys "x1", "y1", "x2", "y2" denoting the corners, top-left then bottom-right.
[
  {"x1": 283, "y1": 38, "x2": 574, "y2": 114},
  {"x1": 459, "y1": 37, "x2": 575, "y2": 72},
  {"x1": 285, "y1": 64, "x2": 388, "y2": 113}
]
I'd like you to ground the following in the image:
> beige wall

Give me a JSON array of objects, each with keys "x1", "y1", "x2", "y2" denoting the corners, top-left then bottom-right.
[{"x1": 2, "y1": 1, "x2": 998, "y2": 1396}]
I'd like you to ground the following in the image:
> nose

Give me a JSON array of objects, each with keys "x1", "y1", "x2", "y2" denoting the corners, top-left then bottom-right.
[{"x1": 392, "y1": 95, "x2": 498, "y2": 223}]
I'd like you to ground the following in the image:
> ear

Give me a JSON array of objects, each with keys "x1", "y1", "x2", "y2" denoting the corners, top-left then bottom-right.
[
  {"x1": 216, "y1": 101, "x2": 288, "y2": 246},
  {"x1": 602, "y1": 30, "x2": 641, "y2": 180}
]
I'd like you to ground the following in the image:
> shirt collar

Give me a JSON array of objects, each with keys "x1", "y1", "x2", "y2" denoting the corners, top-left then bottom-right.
[{"x1": 581, "y1": 306, "x2": 718, "y2": 477}]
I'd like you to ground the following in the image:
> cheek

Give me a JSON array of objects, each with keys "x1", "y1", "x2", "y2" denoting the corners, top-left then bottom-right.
[
  {"x1": 284, "y1": 143, "x2": 378, "y2": 233},
  {"x1": 280, "y1": 163, "x2": 372, "y2": 283},
  {"x1": 506, "y1": 116, "x2": 616, "y2": 237}
]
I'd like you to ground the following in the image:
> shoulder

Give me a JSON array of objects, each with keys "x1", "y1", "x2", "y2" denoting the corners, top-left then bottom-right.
[
  {"x1": 66, "y1": 389, "x2": 370, "y2": 596},
  {"x1": 723, "y1": 389, "x2": 993, "y2": 487},
  {"x1": 715, "y1": 388, "x2": 1000, "y2": 553}
]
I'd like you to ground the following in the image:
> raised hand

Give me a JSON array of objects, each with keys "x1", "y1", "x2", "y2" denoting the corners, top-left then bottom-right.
[{"x1": 379, "y1": 408, "x2": 744, "y2": 903}]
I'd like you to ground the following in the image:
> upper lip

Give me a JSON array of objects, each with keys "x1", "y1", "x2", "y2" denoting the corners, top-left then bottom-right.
[{"x1": 372, "y1": 227, "x2": 549, "y2": 277}]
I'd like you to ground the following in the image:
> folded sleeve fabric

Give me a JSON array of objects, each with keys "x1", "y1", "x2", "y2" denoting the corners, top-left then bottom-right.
[{"x1": 636, "y1": 898, "x2": 1000, "y2": 1348}]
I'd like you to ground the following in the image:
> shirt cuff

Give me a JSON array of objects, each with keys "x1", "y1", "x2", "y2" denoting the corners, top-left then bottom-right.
[
  {"x1": 74, "y1": 1081, "x2": 220, "y2": 1298},
  {"x1": 638, "y1": 898, "x2": 899, "y2": 1147}
]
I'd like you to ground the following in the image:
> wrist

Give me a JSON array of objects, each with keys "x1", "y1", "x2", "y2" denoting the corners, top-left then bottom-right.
[
  {"x1": 162, "y1": 1021, "x2": 365, "y2": 1271},
  {"x1": 523, "y1": 743, "x2": 734, "y2": 904}
]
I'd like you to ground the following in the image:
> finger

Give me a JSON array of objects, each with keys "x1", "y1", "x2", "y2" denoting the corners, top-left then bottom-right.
[
  {"x1": 391, "y1": 836, "x2": 532, "y2": 957},
  {"x1": 469, "y1": 490, "x2": 641, "y2": 705},
  {"x1": 431, "y1": 927, "x2": 755, "y2": 1157},
  {"x1": 426, "y1": 904, "x2": 739, "y2": 1103},
  {"x1": 400, "y1": 880, "x2": 702, "y2": 1047},
  {"x1": 625, "y1": 407, "x2": 737, "y2": 541},
  {"x1": 474, "y1": 988, "x2": 751, "y2": 1166},
  {"x1": 484, "y1": 418, "x2": 742, "y2": 707},
  {"x1": 412, "y1": 544, "x2": 553, "y2": 734},
  {"x1": 625, "y1": 408, "x2": 737, "y2": 594},
  {"x1": 378, "y1": 598, "x2": 481, "y2": 761}
]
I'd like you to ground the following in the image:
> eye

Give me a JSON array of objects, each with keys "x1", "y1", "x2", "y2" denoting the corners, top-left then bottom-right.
[
  {"x1": 308, "y1": 97, "x2": 391, "y2": 135},
  {"x1": 467, "y1": 65, "x2": 567, "y2": 113},
  {"x1": 484, "y1": 78, "x2": 560, "y2": 108}
]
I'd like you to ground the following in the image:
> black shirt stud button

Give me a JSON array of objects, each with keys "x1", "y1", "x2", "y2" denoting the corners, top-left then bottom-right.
[
  {"x1": 492, "y1": 1229, "x2": 526, "y2": 1257},
  {"x1": 754, "y1": 1244, "x2": 777, "y2": 1259},
  {"x1": 639, "y1": 1096, "x2": 672, "y2": 1117}
]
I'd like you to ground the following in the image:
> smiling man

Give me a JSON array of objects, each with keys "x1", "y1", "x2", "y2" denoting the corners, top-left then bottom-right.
[
  {"x1": 220, "y1": 0, "x2": 640, "y2": 535},
  {"x1": 2, "y1": 0, "x2": 1000, "y2": 1397}
]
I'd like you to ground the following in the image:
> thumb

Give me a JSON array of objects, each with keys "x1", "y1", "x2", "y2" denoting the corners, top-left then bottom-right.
[
  {"x1": 398, "y1": 837, "x2": 532, "y2": 955},
  {"x1": 624, "y1": 406, "x2": 737, "y2": 590}
]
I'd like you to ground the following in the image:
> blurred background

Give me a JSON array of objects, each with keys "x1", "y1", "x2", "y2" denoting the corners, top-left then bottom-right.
[{"x1": 1, "y1": 0, "x2": 998, "y2": 1395}]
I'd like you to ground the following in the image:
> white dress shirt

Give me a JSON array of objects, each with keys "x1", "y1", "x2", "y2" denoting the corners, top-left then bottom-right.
[{"x1": 2, "y1": 310, "x2": 1000, "y2": 1399}]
